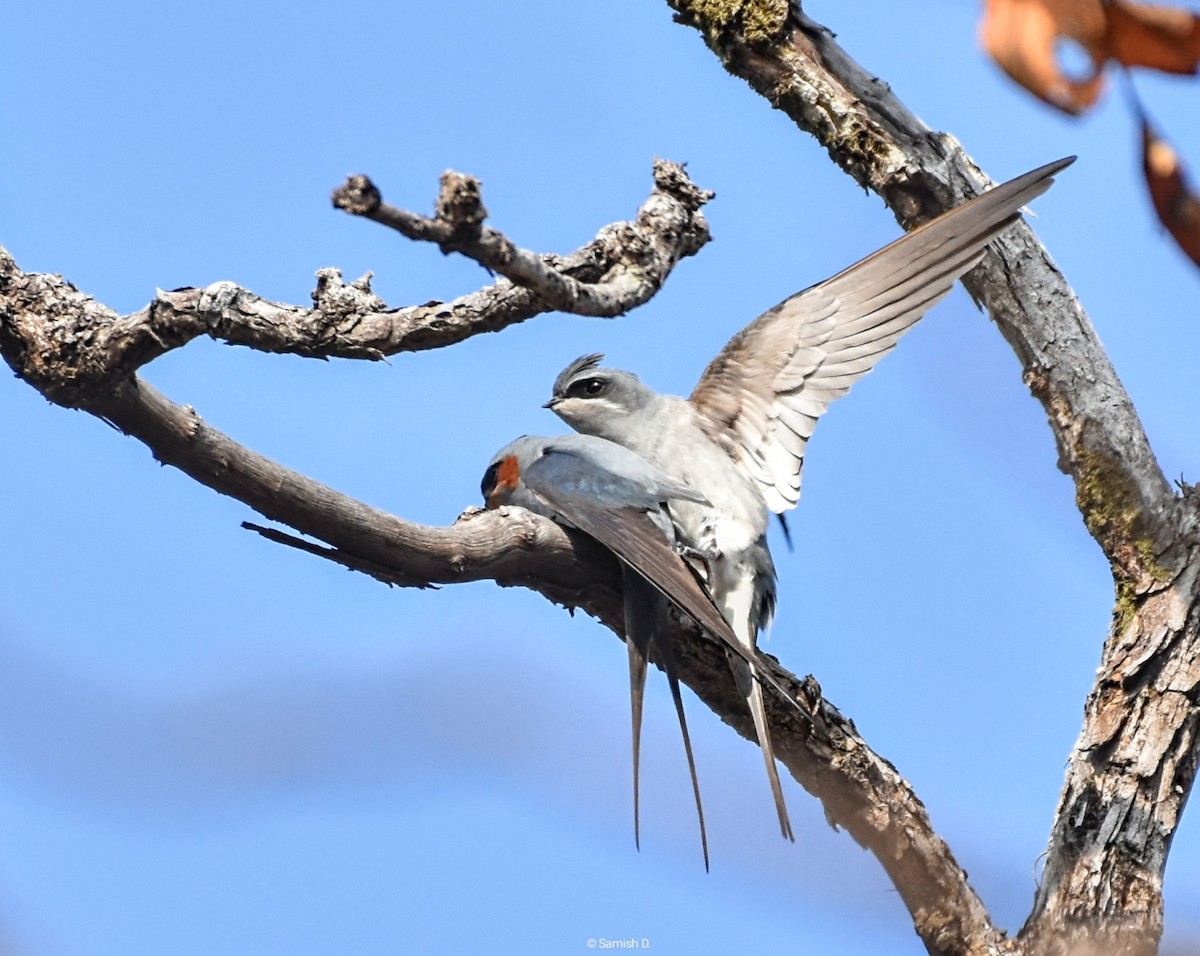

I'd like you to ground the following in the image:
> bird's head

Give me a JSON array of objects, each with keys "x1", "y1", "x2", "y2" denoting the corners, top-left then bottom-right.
[
  {"x1": 544, "y1": 354, "x2": 656, "y2": 441},
  {"x1": 480, "y1": 454, "x2": 521, "y2": 510},
  {"x1": 481, "y1": 435, "x2": 547, "y2": 509}
]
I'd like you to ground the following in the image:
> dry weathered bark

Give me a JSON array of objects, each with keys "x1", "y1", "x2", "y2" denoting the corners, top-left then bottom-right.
[
  {"x1": 0, "y1": 160, "x2": 712, "y2": 409},
  {"x1": 0, "y1": 156, "x2": 960, "y2": 942},
  {"x1": 4, "y1": 5, "x2": 1198, "y2": 956},
  {"x1": 663, "y1": 2, "x2": 1200, "y2": 955},
  {"x1": 331, "y1": 163, "x2": 714, "y2": 316},
  {"x1": 0, "y1": 142, "x2": 1053, "y2": 956}
]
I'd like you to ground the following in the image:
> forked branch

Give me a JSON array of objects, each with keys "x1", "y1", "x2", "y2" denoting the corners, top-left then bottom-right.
[
  {"x1": 2, "y1": 152, "x2": 1007, "y2": 956},
  {"x1": 0, "y1": 160, "x2": 711, "y2": 407},
  {"x1": 332, "y1": 162, "x2": 713, "y2": 316}
]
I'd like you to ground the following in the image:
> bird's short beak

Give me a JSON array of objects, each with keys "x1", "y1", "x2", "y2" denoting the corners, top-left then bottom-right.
[{"x1": 542, "y1": 398, "x2": 559, "y2": 410}]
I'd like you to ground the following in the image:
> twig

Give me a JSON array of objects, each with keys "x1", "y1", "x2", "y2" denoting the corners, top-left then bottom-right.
[{"x1": 331, "y1": 159, "x2": 713, "y2": 316}]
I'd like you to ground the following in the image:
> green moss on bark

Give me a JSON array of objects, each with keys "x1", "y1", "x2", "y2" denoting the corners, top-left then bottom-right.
[
  {"x1": 686, "y1": 0, "x2": 789, "y2": 44},
  {"x1": 1075, "y1": 444, "x2": 1167, "y2": 585}
]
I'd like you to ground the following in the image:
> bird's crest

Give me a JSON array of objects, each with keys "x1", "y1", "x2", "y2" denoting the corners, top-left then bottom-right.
[{"x1": 552, "y1": 353, "x2": 605, "y2": 396}]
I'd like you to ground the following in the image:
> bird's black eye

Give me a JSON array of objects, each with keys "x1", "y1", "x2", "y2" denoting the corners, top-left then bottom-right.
[{"x1": 569, "y1": 377, "x2": 607, "y2": 398}]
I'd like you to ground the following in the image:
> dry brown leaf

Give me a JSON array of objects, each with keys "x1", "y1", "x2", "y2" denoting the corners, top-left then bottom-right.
[
  {"x1": 1142, "y1": 120, "x2": 1200, "y2": 268},
  {"x1": 981, "y1": 0, "x2": 1200, "y2": 115},
  {"x1": 1104, "y1": 3, "x2": 1200, "y2": 72},
  {"x1": 981, "y1": 0, "x2": 1107, "y2": 113}
]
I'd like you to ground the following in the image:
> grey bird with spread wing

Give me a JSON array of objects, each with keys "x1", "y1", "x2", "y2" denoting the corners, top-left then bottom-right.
[
  {"x1": 481, "y1": 433, "x2": 740, "y2": 869},
  {"x1": 544, "y1": 156, "x2": 1074, "y2": 841}
]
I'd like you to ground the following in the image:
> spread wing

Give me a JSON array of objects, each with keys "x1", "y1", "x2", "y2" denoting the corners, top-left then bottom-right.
[{"x1": 689, "y1": 156, "x2": 1074, "y2": 513}]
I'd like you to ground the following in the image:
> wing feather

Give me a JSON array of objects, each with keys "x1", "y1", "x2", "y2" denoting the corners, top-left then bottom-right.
[
  {"x1": 525, "y1": 472, "x2": 806, "y2": 712},
  {"x1": 690, "y1": 156, "x2": 1073, "y2": 513}
]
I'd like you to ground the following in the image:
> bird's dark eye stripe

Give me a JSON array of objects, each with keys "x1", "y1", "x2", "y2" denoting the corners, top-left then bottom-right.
[{"x1": 568, "y1": 377, "x2": 606, "y2": 398}]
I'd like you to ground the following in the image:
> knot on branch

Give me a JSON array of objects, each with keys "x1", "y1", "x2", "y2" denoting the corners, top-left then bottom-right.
[
  {"x1": 651, "y1": 158, "x2": 716, "y2": 213},
  {"x1": 312, "y1": 268, "x2": 387, "y2": 321},
  {"x1": 194, "y1": 281, "x2": 243, "y2": 315},
  {"x1": 435, "y1": 170, "x2": 487, "y2": 244},
  {"x1": 0, "y1": 251, "x2": 126, "y2": 406},
  {"x1": 610, "y1": 161, "x2": 711, "y2": 272},
  {"x1": 155, "y1": 282, "x2": 259, "y2": 345},
  {"x1": 331, "y1": 175, "x2": 382, "y2": 216}
]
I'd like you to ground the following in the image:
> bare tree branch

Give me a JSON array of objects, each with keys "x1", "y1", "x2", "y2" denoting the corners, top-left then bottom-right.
[
  {"x1": 332, "y1": 161, "x2": 714, "y2": 316},
  {"x1": 665, "y1": 2, "x2": 1200, "y2": 954},
  {"x1": 0, "y1": 161, "x2": 710, "y2": 407},
  {"x1": 1, "y1": 181, "x2": 998, "y2": 956},
  {"x1": 240, "y1": 521, "x2": 443, "y2": 590},
  {"x1": 95, "y1": 354, "x2": 987, "y2": 956},
  {"x1": 5, "y1": 9, "x2": 1198, "y2": 953}
]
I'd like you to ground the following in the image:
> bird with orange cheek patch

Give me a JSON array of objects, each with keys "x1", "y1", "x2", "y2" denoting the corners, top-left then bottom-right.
[{"x1": 482, "y1": 433, "x2": 805, "y2": 870}]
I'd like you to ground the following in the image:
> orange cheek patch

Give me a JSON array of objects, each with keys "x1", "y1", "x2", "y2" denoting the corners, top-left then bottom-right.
[{"x1": 486, "y1": 455, "x2": 522, "y2": 509}]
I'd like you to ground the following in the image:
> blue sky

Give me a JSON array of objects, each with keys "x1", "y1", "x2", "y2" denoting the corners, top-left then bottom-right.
[{"x1": 3, "y1": 1, "x2": 1199, "y2": 953}]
